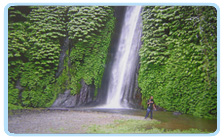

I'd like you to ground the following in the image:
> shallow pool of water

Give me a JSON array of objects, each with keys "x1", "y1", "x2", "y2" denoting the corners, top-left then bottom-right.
[
  {"x1": 70, "y1": 107, "x2": 217, "y2": 132},
  {"x1": 153, "y1": 111, "x2": 217, "y2": 132}
]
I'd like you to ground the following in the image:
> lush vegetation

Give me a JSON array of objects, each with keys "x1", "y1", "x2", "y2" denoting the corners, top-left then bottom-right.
[
  {"x1": 139, "y1": 6, "x2": 217, "y2": 119},
  {"x1": 8, "y1": 6, "x2": 115, "y2": 109},
  {"x1": 8, "y1": 6, "x2": 217, "y2": 119},
  {"x1": 87, "y1": 119, "x2": 209, "y2": 134}
]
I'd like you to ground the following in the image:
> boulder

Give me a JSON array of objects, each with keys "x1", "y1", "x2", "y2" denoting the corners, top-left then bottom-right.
[
  {"x1": 51, "y1": 79, "x2": 95, "y2": 108},
  {"x1": 173, "y1": 111, "x2": 182, "y2": 115}
]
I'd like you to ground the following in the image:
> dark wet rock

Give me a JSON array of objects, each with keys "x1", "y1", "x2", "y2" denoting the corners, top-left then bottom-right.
[
  {"x1": 173, "y1": 111, "x2": 182, "y2": 115},
  {"x1": 55, "y1": 37, "x2": 70, "y2": 78},
  {"x1": 51, "y1": 79, "x2": 95, "y2": 108},
  {"x1": 15, "y1": 79, "x2": 23, "y2": 91}
]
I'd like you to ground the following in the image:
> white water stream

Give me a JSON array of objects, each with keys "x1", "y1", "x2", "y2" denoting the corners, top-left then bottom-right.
[{"x1": 100, "y1": 6, "x2": 142, "y2": 108}]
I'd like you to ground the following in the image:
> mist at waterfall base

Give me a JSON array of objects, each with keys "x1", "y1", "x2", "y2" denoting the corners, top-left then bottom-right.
[{"x1": 94, "y1": 6, "x2": 142, "y2": 109}]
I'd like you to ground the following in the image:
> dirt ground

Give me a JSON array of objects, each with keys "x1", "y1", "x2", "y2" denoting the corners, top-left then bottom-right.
[{"x1": 8, "y1": 109, "x2": 146, "y2": 134}]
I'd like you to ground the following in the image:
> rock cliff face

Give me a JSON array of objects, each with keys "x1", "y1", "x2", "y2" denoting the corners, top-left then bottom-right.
[
  {"x1": 51, "y1": 80, "x2": 95, "y2": 108},
  {"x1": 51, "y1": 36, "x2": 95, "y2": 108}
]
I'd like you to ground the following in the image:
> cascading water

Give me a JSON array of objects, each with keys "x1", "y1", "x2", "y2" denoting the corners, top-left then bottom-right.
[{"x1": 100, "y1": 6, "x2": 142, "y2": 108}]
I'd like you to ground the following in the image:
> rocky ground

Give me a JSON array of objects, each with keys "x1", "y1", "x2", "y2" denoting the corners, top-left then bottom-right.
[{"x1": 8, "y1": 109, "x2": 146, "y2": 134}]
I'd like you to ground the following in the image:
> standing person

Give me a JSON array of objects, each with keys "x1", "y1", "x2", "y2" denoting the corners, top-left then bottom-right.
[{"x1": 144, "y1": 96, "x2": 156, "y2": 119}]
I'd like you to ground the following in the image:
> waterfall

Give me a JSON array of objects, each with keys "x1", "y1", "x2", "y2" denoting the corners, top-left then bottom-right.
[{"x1": 101, "y1": 6, "x2": 142, "y2": 108}]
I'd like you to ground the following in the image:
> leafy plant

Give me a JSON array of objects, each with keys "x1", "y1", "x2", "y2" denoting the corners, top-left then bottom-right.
[
  {"x1": 8, "y1": 6, "x2": 115, "y2": 109},
  {"x1": 139, "y1": 6, "x2": 217, "y2": 119}
]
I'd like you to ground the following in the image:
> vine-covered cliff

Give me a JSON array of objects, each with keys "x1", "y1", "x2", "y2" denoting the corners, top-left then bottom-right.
[
  {"x1": 139, "y1": 6, "x2": 217, "y2": 118},
  {"x1": 8, "y1": 6, "x2": 115, "y2": 109}
]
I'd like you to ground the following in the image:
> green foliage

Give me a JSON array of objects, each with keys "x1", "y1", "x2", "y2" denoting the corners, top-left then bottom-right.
[
  {"x1": 8, "y1": 88, "x2": 20, "y2": 105},
  {"x1": 28, "y1": 6, "x2": 66, "y2": 71},
  {"x1": 19, "y1": 62, "x2": 55, "y2": 107},
  {"x1": 8, "y1": 6, "x2": 115, "y2": 109},
  {"x1": 68, "y1": 6, "x2": 113, "y2": 41},
  {"x1": 57, "y1": 6, "x2": 115, "y2": 95},
  {"x1": 8, "y1": 104, "x2": 24, "y2": 110},
  {"x1": 139, "y1": 6, "x2": 217, "y2": 118}
]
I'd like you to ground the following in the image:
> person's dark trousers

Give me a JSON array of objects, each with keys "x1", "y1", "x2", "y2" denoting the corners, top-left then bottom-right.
[{"x1": 145, "y1": 108, "x2": 153, "y2": 119}]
